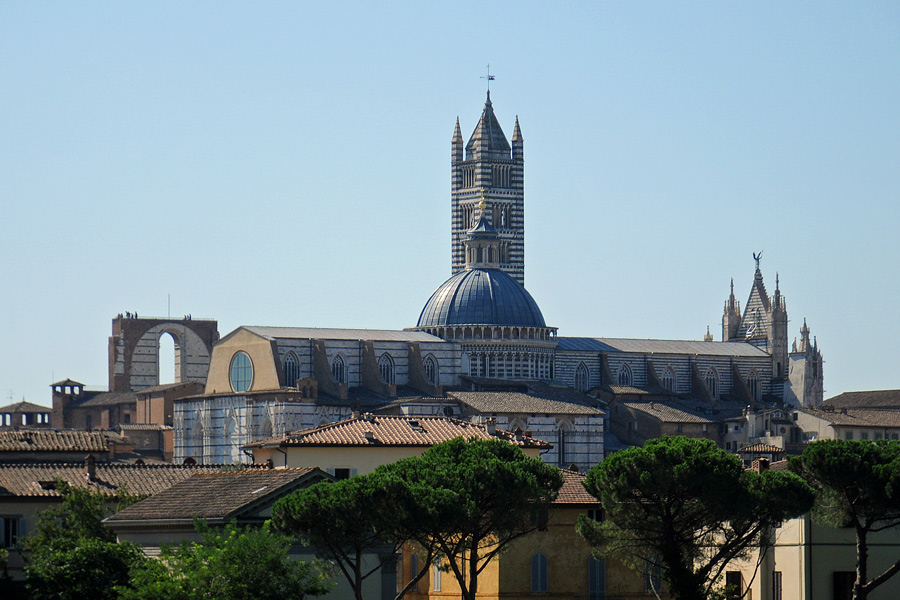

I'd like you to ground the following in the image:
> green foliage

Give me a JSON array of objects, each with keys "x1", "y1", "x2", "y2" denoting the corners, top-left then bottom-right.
[
  {"x1": 578, "y1": 436, "x2": 814, "y2": 600},
  {"x1": 121, "y1": 521, "x2": 333, "y2": 600},
  {"x1": 382, "y1": 437, "x2": 564, "y2": 600},
  {"x1": 790, "y1": 439, "x2": 900, "y2": 599},
  {"x1": 273, "y1": 472, "x2": 407, "y2": 600},
  {"x1": 789, "y1": 438, "x2": 900, "y2": 529},
  {"x1": 24, "y1": 481, "x2": 146, "y2": 600}
]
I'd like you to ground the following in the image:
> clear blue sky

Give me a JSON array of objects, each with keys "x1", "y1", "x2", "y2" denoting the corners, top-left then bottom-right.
[{"x1": 2, "y1": 2, "x2": 898, "y2": 407}]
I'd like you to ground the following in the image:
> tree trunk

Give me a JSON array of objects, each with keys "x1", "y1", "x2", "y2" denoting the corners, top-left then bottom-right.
[{"x1": 853, "y1": 525, "x2": 869, "y2": 600}]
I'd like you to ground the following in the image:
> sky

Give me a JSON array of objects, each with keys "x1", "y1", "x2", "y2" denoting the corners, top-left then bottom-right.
[{"x1": 2, "y1": 2, "x2": 898, "y2": 407}]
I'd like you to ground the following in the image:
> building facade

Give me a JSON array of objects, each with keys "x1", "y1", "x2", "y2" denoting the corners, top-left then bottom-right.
[{"x1": 170, "y1": 92, "x2": 823, "y2": 465}]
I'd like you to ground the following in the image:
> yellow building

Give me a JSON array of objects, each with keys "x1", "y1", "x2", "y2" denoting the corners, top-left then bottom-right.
[{"x1": 399, "y1": 469, "x2": 664, "y2": 600}]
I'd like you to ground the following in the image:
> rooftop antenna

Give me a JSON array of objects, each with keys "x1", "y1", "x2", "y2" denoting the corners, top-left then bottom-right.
[{"x1": 481, "y1": 63, "x2": 495, "y2": 93}]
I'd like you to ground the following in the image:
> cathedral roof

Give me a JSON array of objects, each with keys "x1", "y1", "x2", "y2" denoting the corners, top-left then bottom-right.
[
  {"x1": 417, "y1": 268, "x2": 547, "y2": 328},
  {"x1": 465, "y1": 91, "x2": 511, "y2": 160}
]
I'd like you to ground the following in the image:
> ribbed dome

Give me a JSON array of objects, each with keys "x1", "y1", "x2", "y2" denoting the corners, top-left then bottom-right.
[{"x1": 417, "y1": 268, "x2": 546, "y2": 328}]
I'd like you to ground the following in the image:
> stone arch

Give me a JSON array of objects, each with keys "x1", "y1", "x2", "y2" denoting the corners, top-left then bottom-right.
[{"x1": 109, "y1": 315, "x2": 219, "y2": 392}]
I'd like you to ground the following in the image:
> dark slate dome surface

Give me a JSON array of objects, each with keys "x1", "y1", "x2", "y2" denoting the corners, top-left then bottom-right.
[{"x1": 417, "y1": 268, "x2": 547, "y2": 328}]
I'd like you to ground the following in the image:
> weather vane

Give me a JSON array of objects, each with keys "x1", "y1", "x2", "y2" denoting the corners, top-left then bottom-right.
[{"x1": 481, "y1": 64, "x2": 495, "y2": 92}]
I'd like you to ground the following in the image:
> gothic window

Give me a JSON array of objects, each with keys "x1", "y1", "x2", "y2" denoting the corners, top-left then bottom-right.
[
  {"x1": 618, "y1": 363, "x2": 633, "y2": 386},
  {"x1": 283, "y1": 352, "x2": 300, "y2": 388},
  {"x1": 747, "y1": 370, "x2": 760, "y2": 401},
  {"x1": 224, "y1": 417, "x2": 237, "y2": 463},
  {"x1": 501, "y1": 207, "x2": 507, "y2": 227},
  {"x1": 258, "y1": 417, "x2": 272, "y2": 438},
  {"x1": 557, "y1": 421, "x2": 572, "y2": 467},
  {"x1": 230, "y1": 351, "x2": 253, "y2": 393},
  {"x1": 575, "y1": 363, "x2": 590, "y2": 392},
  {"x1": 705, "y1": 367, "x2": 719, "y2": 400},
  {"x1": 662, "y1": 367, "x2": 676, "y2": 392},
  {"x1": 531, "y1": 553, "x2": 548, "y2": 592},
  {"x1": 331, "y1": 355, "x2": 346, "y2": 384},
  {"x1": 424, "y1": 355, "x2": 438, "y2": 385},
  {"x1": 378, "y1": 353, "x2": 395, "y2": 385}
]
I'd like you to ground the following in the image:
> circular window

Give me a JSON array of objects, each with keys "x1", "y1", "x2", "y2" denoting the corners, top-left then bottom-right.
[{"x1": 229, "y1": 351, "x2": 253, "y2": 392}]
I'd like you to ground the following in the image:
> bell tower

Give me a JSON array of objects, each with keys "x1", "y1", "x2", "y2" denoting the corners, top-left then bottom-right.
[{"x1": 451, "y1": 91, "x2": 525, "y2": 284}]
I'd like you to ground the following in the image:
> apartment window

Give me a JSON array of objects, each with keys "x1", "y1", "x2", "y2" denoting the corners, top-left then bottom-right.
[
  {"x1": 834, "y1": 571, "x2": 854, "y2": 600},
  {"x1": 409, "y1": 553, "x2": 419, "y2": 591},
  {"x1": 725, "y1": 571, "x2": 743, "y2": 600},
  {"x1": 587, "y1": 509, "x2": 604, "y2": 522},
  {"x1": 1, "y1": 516, "x2": 25, "y2": 549},
  {"x1": 432, "y1": 561, "x2": 442, "y2": 591},
  {"x1": 860, "y1": 431, "x2": 869, "y2": 441},
  {"x1": 588, "y1": 556, "x2": 606, "y2": 600},
  {"x1": 644, "y1": 557, "x2": 662, "y2": 594},
  {"x1": 531, "y1": 553, "x2": 548, "y2": 592},
  {"x1": 845, "y1": 431, "x2": 854, "y2": 440}
]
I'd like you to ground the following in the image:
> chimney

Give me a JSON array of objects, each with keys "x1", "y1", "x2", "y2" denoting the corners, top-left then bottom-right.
[
  {"x1": 485, "y1": 418, "x2": 497, "y2": 435},
  {"x1": 85, "y1": 454, "x2": 96, "y2": 481},
  {"x1": 754, "y1": 458, "x2": 770, "y2": 473}
]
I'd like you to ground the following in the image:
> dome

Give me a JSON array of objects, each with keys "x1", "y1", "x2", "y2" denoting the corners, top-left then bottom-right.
[{"x1": 417, "y1": 268, "x2": 547, "y2": 328}]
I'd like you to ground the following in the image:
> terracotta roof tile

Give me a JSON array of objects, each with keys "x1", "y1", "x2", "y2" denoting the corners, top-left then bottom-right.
[
  {"x1": 106, "y1": 468, "x2": 322, "y2": 522},
  {"x1": 449, "y1": 391, "x2": 602, "y2": 415},
  {"x1": 0, "y1": 401, "x2": 50, "y2": 413},
  {"x1": 554, "y1": 469, "x2": 598, "y2": 506},
  {"x1": 822, "y1": 390, "x2": 900, "y2": 410},
  {"x1": 244, "y1": 414, "x2": 550, "y2": 450},
  {"x1": 0, "y1": 462, "x2": 224, "y2": 497},
  {"x1": 739, "y1": 443, "x2": 784, "y2": 454},
  {"x1": 0, "y1": 430, "x2": 125, "y2": 453},
  {"x1": 799, "y1": 407, "x2": 900, "y2": 428}
]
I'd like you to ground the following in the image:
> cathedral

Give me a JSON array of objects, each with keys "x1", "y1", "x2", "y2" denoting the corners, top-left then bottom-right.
[{"x1": 165, "y1": 91, "x2": 824, "y2": 467}]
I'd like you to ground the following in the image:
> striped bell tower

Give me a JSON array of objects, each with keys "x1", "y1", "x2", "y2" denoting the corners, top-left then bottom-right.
[{"x1": 451, "y1": 92, "x2": 525, "y2": 284}]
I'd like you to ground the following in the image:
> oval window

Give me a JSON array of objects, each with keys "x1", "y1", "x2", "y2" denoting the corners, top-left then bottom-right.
[{"x1": 230, "y1": 351, "x2": 253, "y2": 392}]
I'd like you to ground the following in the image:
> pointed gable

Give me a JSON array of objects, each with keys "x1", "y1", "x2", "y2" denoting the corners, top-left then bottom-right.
[
  {"x1": 738, "y1": 269, "x2": 771, "y2": 340},
  {"x1": 465, "y1": 91, "x2": 511, "y2": 160}
]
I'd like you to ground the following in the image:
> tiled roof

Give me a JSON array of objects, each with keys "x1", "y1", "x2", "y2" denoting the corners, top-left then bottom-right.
[
  {"x1": 106, "y1": 468, "x2": 321, "y2": 522},
  {"x1": 621, "y1": 401, "x2": 717, "y2": 424},
  {"x1": 120, "y1": 424, "x2": 173, "y2": 431},
  {"x1": 0, "y1": 430, "x2": 126, "y2": 453},
  {"x1": 243, "y1": 326, "x2": 444, "y2": 343},
  {"x1": 75, "y1": 391, "x2": 137, "y2": 407},
  {"x1": 134, "y1": 382, "x2": 203, "y2": 395},
  {"x1": 554, "y1": 469, "x2": 598, "y2": 506},
  {"x1": 739, "y1": 443, "x2": 784, "y2": 454},
  {"x1": 0, "y1": 401, "x2": 50, "y2": 413},
  {"x1": 244, "y1": 414, "x2": 551, "y2": 450},
  {"x1": 556, "y1": 337, "x2": 770, "y2": 357},
  {"x1": 0, "y1": 462, "x2": 223, "y2": 497},
  {"x1": 608, "y1": 385, "x2": 650, "y2": 395},
  {"x1": 449, "y1": 391, "x2": 602, "y2": 416},
  {"x1": 822, "y1": 390, "x2": 900, "y2": 410},
  {"x1": 799, "y1": 407, "x2": 900, "y2": 428}
]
